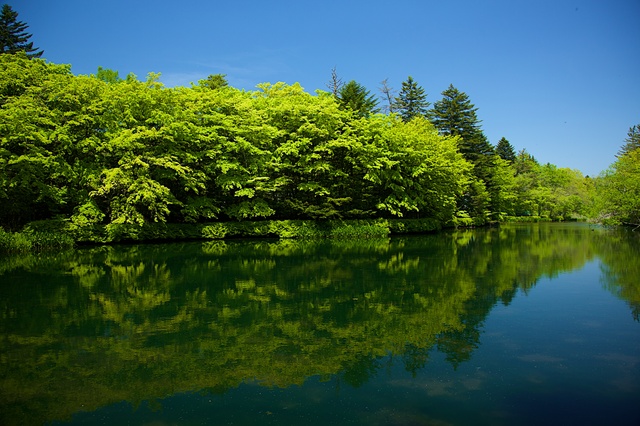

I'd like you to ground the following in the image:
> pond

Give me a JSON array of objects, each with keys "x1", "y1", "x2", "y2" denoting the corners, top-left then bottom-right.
[{"x1": 0, "y1": 223, "x2": 639, "y2": 425}]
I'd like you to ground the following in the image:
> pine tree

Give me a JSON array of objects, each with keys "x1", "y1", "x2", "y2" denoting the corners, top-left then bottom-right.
[
  {"x1": 337, "y1": 80, "x2": 379, "y2": 117},
  {"x1": 0, "y1": 4, "x2": 43, "y2": 58},
  {"x1": 617, "y1": 124, "x2": 640, "y2": 157},
  {"x1": 198, "y1": 73, "x2": 228, "y2": 90},
  {"x1": 496, "y1": 137, "x2": 516, "y2": 162},
  {"x1": 429, "y1": 84, "x2": 480, "y2": 139},
  {"x1": 392, "y1": 76, "x2": 430, "y2": 122}
]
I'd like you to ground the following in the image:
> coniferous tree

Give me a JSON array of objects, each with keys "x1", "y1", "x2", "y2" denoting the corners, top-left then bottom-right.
[
  {"x1": 617, "y1": 124, "x2": 640, "y2": 157},
  {"x1": 337, "y1": 80, "x2": 379, "y2": 117},
  {"x1": 198, "y1": 73, "x2": 228, "y2": 89},
  {"x1": 0, "y1": 4, "x2": 43, "y2": 58},
  {"x1": 392, "y1": 76, "x2": 430, "y2": 122},
  {"x1": 496, "y1": 137, "x2": 516, "y2": 162},
  {"x1": 429, "y1": 84, "x2": 480, "y2": 139}
]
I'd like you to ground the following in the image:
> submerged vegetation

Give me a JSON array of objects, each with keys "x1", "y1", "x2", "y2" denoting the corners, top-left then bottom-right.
[{"x1": 0, "y1": 51, "x2": 637, "y2": 251}]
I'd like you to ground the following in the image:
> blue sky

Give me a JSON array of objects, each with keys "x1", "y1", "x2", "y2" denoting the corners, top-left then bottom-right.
[{"x1": 11, "y1": 0, "x2": 640, "y2": 177}]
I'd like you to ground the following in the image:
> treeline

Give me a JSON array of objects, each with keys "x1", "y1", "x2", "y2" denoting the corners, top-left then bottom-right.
[{"x1": 0, "y1": 53, "x2": 604, "y2": 237}]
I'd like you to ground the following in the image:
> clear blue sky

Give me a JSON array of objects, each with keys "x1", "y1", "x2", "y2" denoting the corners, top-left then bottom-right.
[{"x1": 11, "y1": 0, "x2": 640, "y2": 177}]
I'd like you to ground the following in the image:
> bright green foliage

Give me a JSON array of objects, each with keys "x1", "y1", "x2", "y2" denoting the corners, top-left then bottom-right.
[
  {"x1": 596, "y1": 149, "x2": 640, "y2": 225},
  {"x1": 496, "y1": 137, "x2": 516, "y2": 162},
  {"x1": 94, "y1": 66, "x2": 121, "y2": 84},
  {"x1": 392, "y1": 76, "x2": 430, "y2": 122},
  {"x1": 0, "y1": 55, "x2": 474, "y2": 231},
  {"x1": 0, "y1": 4, "x2": 42, "y2": 58},
  {"x1": 510, "y1": 150, "x2": 593, "y2": 219},
  {"x1": 0, "y1": 54, "x2": 603, "y2": 235},
  {"x1": 337, "y1": 80, "x2": 379, "y2": 117}
]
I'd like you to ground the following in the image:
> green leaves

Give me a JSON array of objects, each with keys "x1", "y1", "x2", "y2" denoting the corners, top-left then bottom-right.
[{"x1": 0, "y1": 54, "x2": 518, "y2": 230}]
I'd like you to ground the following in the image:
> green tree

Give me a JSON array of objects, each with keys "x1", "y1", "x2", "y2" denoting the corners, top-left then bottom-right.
[
  {"x1": 429, "y1": 84, "x2": 481, "y2": 139},
  {"x1": 596, "y1": 149, "x2": 640, "y2": 226},
  {"x1": 198, "y1": 73, "x2": 228, "y2": 90},
  {"x1": 0, "y1": 4, "x2": 43, "y2": 58},
  {"x1": 392, "y1": 76, "x2": 430, "y2": 122},
  {"x1": 94, "y1": 66, "x2": 122, "y2": 84},
  {"x1": 496, "y1": 137, "x2": 516, "y2": 162},
  {"x1": 617, "y1": 124, "x2": 640, "y2": 157},
  {"x1": 337, "y1": 80, "x2": 379, "y2": 117}
]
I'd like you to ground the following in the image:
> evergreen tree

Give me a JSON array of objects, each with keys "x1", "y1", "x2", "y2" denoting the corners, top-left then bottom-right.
[
  {"x1": 429, "y1": 84, "x2": 480, "y2": 139},
  {"x1": 198, "y1": 73, "x2": 228, "y2": 90},
  {"x1": 0, "y1": 4, "x2": 43, "y2": 58},
  {"x1": 496, "y1": 137, "x2": 516, "y2": 162},
  {"x1": 617, "y1": 124, "x2": 640, "y2": 157},
  {"x1": 392, "y1": 76, "x2": 430, "y2": 122},
  {"x1": 337, "y1": 80, "x2": 379, "y2": 117}
]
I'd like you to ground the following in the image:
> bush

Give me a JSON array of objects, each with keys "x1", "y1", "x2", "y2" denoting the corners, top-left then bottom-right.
[{"x1": 0, "y1": 226, "x2": 74, "y2": 254}]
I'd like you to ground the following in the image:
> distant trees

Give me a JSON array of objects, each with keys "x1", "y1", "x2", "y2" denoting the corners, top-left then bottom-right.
[{"x1": 0, "y1": 4, "x2": 42, "y2": 58}]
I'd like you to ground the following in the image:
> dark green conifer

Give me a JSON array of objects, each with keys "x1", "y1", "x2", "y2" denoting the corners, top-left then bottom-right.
[
  {"x1": 393, "y1": 76, "x2": 430, "y2": 122},
  {"x1": 429, "y1": 84, "x2": 480, "y2": 139},
  {"x1": 337, "y1": 80, "x2": 379, "y2": 117},
  {"x1": 0, "y1": 4, "x2": 43, "y2": 58},
  {"x1": 496, "y1": 137, "x2": 517, "y2": 162},
  {"x1": 617, "y1": 124, "x2": 640, "y2": 157}
]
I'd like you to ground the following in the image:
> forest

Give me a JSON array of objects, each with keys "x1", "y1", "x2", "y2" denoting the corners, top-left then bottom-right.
[{"x1": 0, "y1": 51, "x2": 638, "y2": 248}]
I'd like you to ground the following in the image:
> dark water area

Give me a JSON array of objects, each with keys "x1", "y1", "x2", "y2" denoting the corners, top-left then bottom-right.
[{"x1": 0, "y1": 223, "x2": 639, "y2": 425}]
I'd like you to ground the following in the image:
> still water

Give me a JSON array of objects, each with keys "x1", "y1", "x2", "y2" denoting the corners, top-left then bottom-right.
[{"x1": 1, "y1": 223, "x2": 639, "y2": 425}]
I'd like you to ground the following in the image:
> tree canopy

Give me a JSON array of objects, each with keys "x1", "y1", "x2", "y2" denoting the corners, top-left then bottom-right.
[{"x1": 0, "y1": 53, "x2": 627, "y2": 234}]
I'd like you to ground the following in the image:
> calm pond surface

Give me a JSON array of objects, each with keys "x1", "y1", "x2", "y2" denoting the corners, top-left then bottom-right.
[{"x1": 1, "y1": 223, "x2": 639, "y2": 425}]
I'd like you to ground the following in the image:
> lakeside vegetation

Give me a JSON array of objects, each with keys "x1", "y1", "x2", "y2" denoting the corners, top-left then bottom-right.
[{"x1": 1, "y1": 4, "x2": 639, "y2": 251}]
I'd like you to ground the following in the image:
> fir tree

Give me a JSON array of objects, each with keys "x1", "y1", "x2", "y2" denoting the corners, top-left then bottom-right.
[
  {"x1": 617, "y1": 124, "x2": 640, "y2": 157},
  {"x1": 198, "y1": 73, "x2": 229, "y2": 90},
  {"x1": 392, "y1": 76, "x2": 430, "y2": 122},
  {"x1": 429, "y1": 84, "x2": 480, "y2": 139},
  {"x1": 496, "y1": 137, "x2": 516, "y2": 162},
  {"x1": 0, "y1": 4, "x2": 43, "y2": 58},
  {"x1": 337, "y1": 80, "x2": 379, "y2": 117}
]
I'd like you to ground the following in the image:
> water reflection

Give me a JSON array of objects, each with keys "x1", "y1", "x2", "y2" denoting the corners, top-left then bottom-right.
[{"x1": 0, "y1": 223, "x2": 638, "y2": 424}]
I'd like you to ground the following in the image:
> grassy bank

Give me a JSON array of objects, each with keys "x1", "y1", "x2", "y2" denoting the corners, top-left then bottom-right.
[{"x1": 0, "y1": 218, "x2": 445, "y2": 253}]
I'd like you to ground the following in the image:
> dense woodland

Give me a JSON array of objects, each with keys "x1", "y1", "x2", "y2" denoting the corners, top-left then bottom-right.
[{"x1": 0, "y1": 4, "x2": 639, "y2": 244}]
